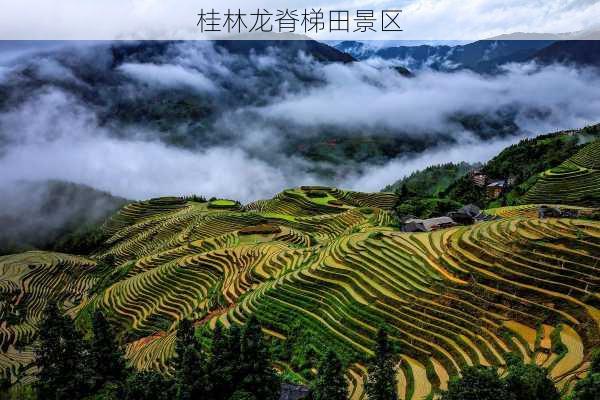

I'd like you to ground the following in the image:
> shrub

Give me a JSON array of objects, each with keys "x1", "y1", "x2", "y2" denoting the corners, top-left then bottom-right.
[
  {"x1": 238, "y1": 224, "x2": 282, "y2": 235},
  {"x1": 306, "y1": 191, "x2": 328, "y2": 198}
]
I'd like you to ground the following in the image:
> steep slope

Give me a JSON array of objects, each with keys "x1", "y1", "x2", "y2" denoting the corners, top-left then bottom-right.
[
  {"x1": 523, "y1": 139, "x2": 600, "y2": 207},
  {"x1": 440, "y1": 125, "x2": 600, "y2": 208},
  {"x1": 382, "y1": 162, "x2": 474, "y2": 194},
  {"x1": 0, "y1": 251, "x2": 100, "y2": 384},
  {"x1": 1, "y1": 186, "x2": 599, "y2": 398}
]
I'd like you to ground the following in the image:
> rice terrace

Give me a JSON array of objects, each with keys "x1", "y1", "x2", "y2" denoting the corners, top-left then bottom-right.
[
  {"x1": 2, "y1": 130, "x2": 600, "y2": 399},
  {"x1": 2, "y1": 18, "x2": 600, "y2": 399}
]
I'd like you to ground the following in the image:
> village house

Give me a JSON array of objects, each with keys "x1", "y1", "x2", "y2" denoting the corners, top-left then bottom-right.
[
  {"x1": 538, "y1": 205, "x2": 563, "y2": 218},
  {"x1": 469, "y1": 170, "x2": 488, "y2": 187},
  {"x1": 538, "y1": 205, "x2": 582, "y2": 219},
  {"x1": 447, "y1": 204, "x2": 495, "y2": 225},
  {"x1": 402, "y1": 216, "x2": 456, "y2": 232},
  {"x1": 486, "y1": 180, "x2": 506, "y2": 199}
]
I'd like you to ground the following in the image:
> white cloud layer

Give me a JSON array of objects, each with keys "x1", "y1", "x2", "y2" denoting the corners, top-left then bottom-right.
[
  {"x1": 0, "y1": 90, "x2": 316, "y2": 201},
  {"x1": 255, "y1": 61, "x2": 600, "y2": 135},
  {"x1": 341, "y1": 135, "x2": 523, "y2": 192},
  {"x1": 118, "y1": 63, "x2": 217, "y2": 92},
  {"x1": 1, "y1": 41, "x2": 600, "y2": 204}
]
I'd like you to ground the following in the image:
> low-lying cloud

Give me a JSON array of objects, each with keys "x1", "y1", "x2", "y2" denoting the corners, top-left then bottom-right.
[
  {"x1": 255, "y1": 61, "x2": 600, "y2": 134},
  {"x1": 0, "y1": 180, "x2": 126, "y2": 254},
  {"x1": 0, "y1": 88, "x2": 316, "y2": 201},
  {"x1": 0, "y1": 40, "x2": 599, "y2": 207},
  {"x1": 119, "y1": 62, "x2": 217, "y2": 92},
  {"x1": 341, "y1": 134, "x2": 524, "y2": 192}
]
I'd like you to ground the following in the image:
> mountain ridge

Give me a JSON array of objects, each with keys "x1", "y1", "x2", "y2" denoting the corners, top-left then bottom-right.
[{"x1": 335, "y1": 37, "x2": 600, "y2": 72}]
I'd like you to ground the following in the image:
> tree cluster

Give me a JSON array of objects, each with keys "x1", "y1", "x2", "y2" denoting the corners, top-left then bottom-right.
[
  {"x1": 568, "y1": 348, "x2": 600, "y2": 400},
  {"x1": 27, "y1": 304, "x2": 282, "y2": 400},
  {"x1": 8, "y1": 306, "x2": 599, "y2": 400},
  {"x1": 442, "y1": 352, "x2": 581, "y2": 400},
  {"x1": 33, "y1": 303, "x2": 127, "y2": 400}
]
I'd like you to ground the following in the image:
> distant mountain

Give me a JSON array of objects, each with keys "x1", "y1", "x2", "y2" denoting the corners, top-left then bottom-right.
[
  {"x1": 334, "y1": 41, "x2": 373, "y2": 58},
  {"x1": 335, "y1": 34, "x2": 600, "y2": 73},
  {"x1": 216, "y1": 38, "x2": 356, "y2": 63},
  {"x1": 336, "y1": 34, "x2": 600, "y2": 72},
  {"x1": 0, "y1": 180, "x2": 128, "y2": 255},
  {"x1": 533, "y1": 40, "x2": 600, "y2": 67},
  {"x1": 487, "y1": 29, "x2": 600, "y2": 41},
  {"x1": 335, "y1": 39, "x2": 554, "y2": 72},
  {"x1": 0, "y1": 39, "x2": 529, "y2": 174},
  {"x1": 111, "y1": 38, "x2": 356, "y2": 66}
]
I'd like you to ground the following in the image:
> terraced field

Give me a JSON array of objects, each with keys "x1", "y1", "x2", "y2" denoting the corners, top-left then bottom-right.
[
  {"x1": 486, "y1": 204, "x2": 597, "y2": 219},
  {"x1": 0, "y1": 252, "x2": 99, "y2": 384},
  {"x1": 1, "y1": 186, "x2": 599, "y2": 399},
  {"x1": 523, "y1": 139, "x2": 600, "y2": 207}
]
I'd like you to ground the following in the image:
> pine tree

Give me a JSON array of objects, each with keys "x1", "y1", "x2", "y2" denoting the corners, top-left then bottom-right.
[
  {"x1": 0, "y1": 369, "x2": 11, "y2": 393},
  {"x1": 35, "y1": 301, "x2": 91, "y2": 400},
  {"x1": 90, "y1": 310, "x2": 128, "y2": 390},
  {"x1": 591, "y1": 348, "x2": 600, "y2": 374},
  {"x1": 209, "y1": 323, "x2": 242, "y2": 400},
  {"x1": 173, "y1": 318, "x2": 206, "y2": 400},
  {"x1": 571, "y1": 374, "x2": 600, "y2": 400},
  {"x1": 442, "y1": 366, "x2": 511, "y2": 400},
  {"x1": 503, "y1": 353, "x2": 559, "y2": 400},
  {"x1": 365, "y1": 327, "x2": 397, "y2": 400},
  {"x1": 124, "y1": 371, "x2": 174, "y2": 400},
  {"x1": 312, "y1": 350, "x2": 348, "y2": 400},
  {"x1": 397, "y1": 183, "x2": 417, "y2": 202},
  {"x1": 238, "y1": 316, "x2": 280, "y2": 400}
]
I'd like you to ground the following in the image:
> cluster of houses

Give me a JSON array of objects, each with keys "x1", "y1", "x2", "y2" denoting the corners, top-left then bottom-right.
[
  {"x1": 401, "y1": 204, "x2": 496, "y2": 232},
  {"x1": 537, "y1": 205, "x2": 585, "y2": 219},
  {"x1": 398, "y1": 168, "x2": 596, "y2": 233},
  {"x1": 469, "y1": 170, "x2": 517, "y2": 199},
  {"x1": 402, "y1": 204, "x2": 594, "y2": 232},
  {"x1": 400, "y1": 169, "x2": 514, "y2": 233},
  {"x1": 401, "y1": 204, "x2": 594, "y2": 232}
]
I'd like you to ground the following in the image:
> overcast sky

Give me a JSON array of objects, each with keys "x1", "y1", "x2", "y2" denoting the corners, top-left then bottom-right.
[{"x1": 0, "y1": 0, "x2": 599, "y2": 40}]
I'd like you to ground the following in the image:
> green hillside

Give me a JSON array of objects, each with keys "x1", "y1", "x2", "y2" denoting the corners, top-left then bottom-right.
[
  {"x1": 523, "y1": 139, "x2": 600, "y2": 207},
  {"x1": 386, "y1": 128, "x2": 598, "y2": 220},
  {"x1": 441, "y1": 126, "x2": 600, "y2": 208},
  {"x1": 382, "y1": 162, "x2": 475, "y2": 195},
  {"x1": 1, "y1": 185, "x2": 599, "y2": 399}
]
